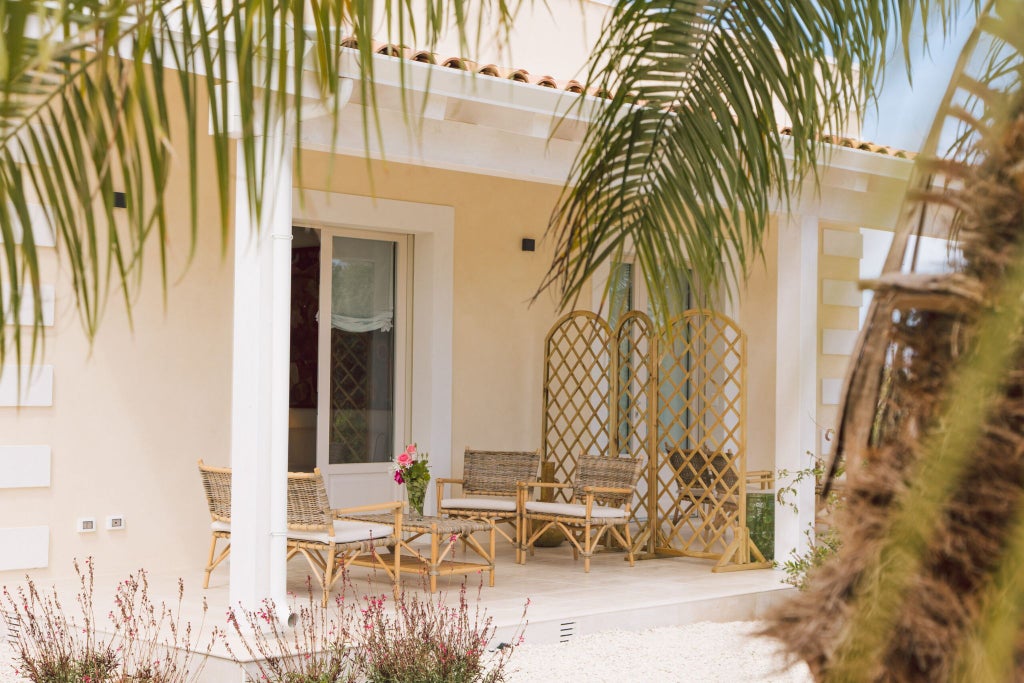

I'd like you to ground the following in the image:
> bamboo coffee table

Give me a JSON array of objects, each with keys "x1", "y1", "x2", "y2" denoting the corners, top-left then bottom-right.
[{"x1": 342, "y1": 513, "x2": 495, "y2": 592}]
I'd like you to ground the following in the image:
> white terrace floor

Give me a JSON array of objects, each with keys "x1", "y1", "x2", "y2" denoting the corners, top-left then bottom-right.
[{"x1": 5, "y1": 540, "x2": 794, "y2": 681}]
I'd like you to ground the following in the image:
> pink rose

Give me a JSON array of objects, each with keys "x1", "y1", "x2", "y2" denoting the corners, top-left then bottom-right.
[
  {"x1": 405, "y1": 443, "x2": 417, "y2": 458},
  {"x1": 393, "y1": 470, "x2": 404, "y2": 484},
  {"x1": 397, "y1": 452, "x2": 413, "y2": 467}
]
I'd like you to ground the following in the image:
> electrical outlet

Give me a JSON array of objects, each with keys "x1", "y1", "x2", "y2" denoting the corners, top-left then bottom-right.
[
  {"x1": 106, "y1": 515, "x2": 126, "y2": 531},
  {"x1": 77, "y1": 518, "x2": 96, "y2": 533}
]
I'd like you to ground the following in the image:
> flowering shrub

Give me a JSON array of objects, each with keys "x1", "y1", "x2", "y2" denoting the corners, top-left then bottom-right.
[
  {"x1": 224, "y1": 574, "x2": 527, "y2": 683},
  {"x1": 358, "y1": 581, "x2": 526, "y2": 683},
  {"x1": 221, "y1": 579, "x2": 358, "y2": 683},
  {"x1": 1, "y1": 558, "x2": 211, "y2": 682},
  {"x1": 393, "y1": 443, "x2": 430, "y2": 516}
]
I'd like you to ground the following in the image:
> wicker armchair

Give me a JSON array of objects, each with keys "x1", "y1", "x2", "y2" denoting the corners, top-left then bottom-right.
[
  {"x1": 197, "y1": 460, "x2": 232, "y2": 588},
  {"x1": 518, "y1": 455, "x2": 644, "y2": 572},
  {"x1": 286, "y1": 468, "x2": 403, "y2": 605},
  {"x1": 435, "y1": 449, "x2": 541, "y2": 548}
]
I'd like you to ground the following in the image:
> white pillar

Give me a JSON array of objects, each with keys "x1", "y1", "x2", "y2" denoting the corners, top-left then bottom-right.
[
  {"x1": 774, "y1": 212, "x2": 819, "y2": 562},
  {"x1": 229, "y1": 123, "x2": 294, "y2": 622}
]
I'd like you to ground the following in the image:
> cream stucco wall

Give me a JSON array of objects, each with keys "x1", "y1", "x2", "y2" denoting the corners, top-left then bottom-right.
[{"x1": 0, "y1": 84, "x2": 232, "y2": 580}]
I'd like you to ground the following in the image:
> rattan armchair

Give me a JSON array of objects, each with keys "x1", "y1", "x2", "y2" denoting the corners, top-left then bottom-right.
[
  {"x1": 286, "y1": 468, "x2": 403, "y2": 605},
  {"x1": 436, "y1": 449, "x2": 541, "y2": 549},
  {"x1": 518, "y1": 455, "x2": 644, "y2": 572},
  {"x1": 197, "y1": 460, "x2": 232, "y2": 588}
]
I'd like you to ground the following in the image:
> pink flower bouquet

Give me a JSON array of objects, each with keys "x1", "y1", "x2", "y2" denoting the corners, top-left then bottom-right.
[{"x1": 393, "y1": 443, "x2": 430, "y2": 516}]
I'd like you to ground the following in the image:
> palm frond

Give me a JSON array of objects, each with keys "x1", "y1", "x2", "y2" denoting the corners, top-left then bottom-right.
[
  {"x1": 538, "y1": 0, "x2": 964, "y2": 317},
  {"x1": 0, "y1": 0, "x2": 525, "y2": 370}
]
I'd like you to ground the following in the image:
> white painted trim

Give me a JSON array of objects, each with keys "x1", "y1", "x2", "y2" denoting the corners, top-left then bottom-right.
[
  {"x1": 821, "y1": 279, "x2": 862, "y2": 307},
  {"x1": 822, "y1": 228, "x2": 864, "y2": 258},
  {"x1": 3, "y1": 284, "x2": 55, "y2": 327},
  {"x1": 0, "y1": 203, "x2": 56, "y2": 247},
  {"x1": 822, "y1": 328, "x2": 859, "y2": 356},
  {"x1": 293, "y1": 189, "x2": 455, "y2": 513},
  {"x1": 0, "y1": 365, "x2": 54, "y2": 406},
  {"x1": 821, "y1": 378, "x2": 844, "y2": 406},
  {"x1": 0, "y1": 445, "x2": 51, "y2": 488},
  {"x1": 0, "y1": 526, "x2": 49, "y2": 571}
]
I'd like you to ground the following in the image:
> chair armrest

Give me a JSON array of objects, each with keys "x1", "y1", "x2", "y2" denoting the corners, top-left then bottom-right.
[
  {"x1": 435, "y1": 477, "x2": 464, "y2": 503},
  {"x1": 580, "y1": 485, "x2": 633, "y2": 495},
  {"x1": 333, "y1": 500, "x2": 402, "y2": 517}
]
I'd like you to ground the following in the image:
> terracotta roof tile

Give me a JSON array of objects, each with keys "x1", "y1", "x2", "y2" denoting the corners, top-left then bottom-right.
[{"x1": 344, "y1": 39, "x2": 914, "y2": 159}]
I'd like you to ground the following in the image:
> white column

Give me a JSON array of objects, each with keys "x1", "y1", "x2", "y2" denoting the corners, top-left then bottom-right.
[
  {"x1": 230, "y1": 123, "x2": 294, "y2": 622},
  {"x1": 774, "y1": 212, "x2": 819, "y2": 562}
]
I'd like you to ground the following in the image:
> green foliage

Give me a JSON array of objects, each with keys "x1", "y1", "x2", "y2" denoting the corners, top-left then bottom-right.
[
  {"x1": 776, "y1": 451, "x2": 845, "y2": 590},
  {"x1": 538, "y1": 0, "x2": 952, "y2": 318},
  {"x1": 781, "y1": 526, "x2": 842, "y2": 591},
  {"x1": 0, "y1": 0, "x2": 526, "y2": 369}
]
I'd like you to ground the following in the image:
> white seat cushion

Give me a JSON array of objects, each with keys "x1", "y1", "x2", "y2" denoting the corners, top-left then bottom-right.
[
  {"x1": 288, "y1": 521, "x2": 393, "y2": 545},
  {"x1": 524, "y1": 501, "x2": 628, "y2": 519},
  {"x1": 441, "y1": 497, "x2": 516, "y2": 513},
  {"x1": 211, "y1": 521, "x2": 230, "y2": 533}
]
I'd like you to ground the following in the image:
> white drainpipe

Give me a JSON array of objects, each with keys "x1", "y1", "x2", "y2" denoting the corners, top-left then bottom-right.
[{"x1": 267, "y1": 118, "x2": 296, "y2": 627}]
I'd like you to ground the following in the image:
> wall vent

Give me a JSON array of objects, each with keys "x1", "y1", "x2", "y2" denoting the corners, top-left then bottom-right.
[{"x1": 559, "y1": 621, "x2": 576, "y2": 643}]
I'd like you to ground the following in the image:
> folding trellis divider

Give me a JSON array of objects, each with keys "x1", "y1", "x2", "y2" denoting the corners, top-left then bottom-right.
[{"x1": 541, "y1": 309, "x2": 770, "y2": 572}]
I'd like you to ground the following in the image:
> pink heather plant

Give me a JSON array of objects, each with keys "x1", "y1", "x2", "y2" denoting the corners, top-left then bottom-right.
[{"x1": 1, "y1": 558, "x2": 212, "y2": 683}]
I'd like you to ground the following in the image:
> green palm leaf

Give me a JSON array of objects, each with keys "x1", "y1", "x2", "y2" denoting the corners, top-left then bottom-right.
[
  {"x1": 0, "y1": 0, "x2": 523, "y2": 369},
  {"x1": 539, "y1": 0, "x2": 961, "y2": 317}
]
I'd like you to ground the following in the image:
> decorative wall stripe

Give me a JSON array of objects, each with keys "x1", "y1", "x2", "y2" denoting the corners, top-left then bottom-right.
[
  {"x1": 0, "y1": 446, "x2": 51, "y2": 488},
  {"x1": 0, "y1": 526, "x2": 49, "y2": 571},
  {"x1": 3, "y1": 284, "x2": 55, "y2": 326},
  {"x1": 0, "y1": 202, "x2": 56, "y2": 248},
  {"x1": 822, "y1": 229, "x2": 864, "y2": 258},
  {"x1": 0, "y1": 365, "x2": 54, "y2": 406},
  {"x1": 821, "y1": 378, "x2": 844, "y2": 406},
  {"x1": 822, "y1": 328, "x2": 859, "y2": 356},
  {"x1": 822, "y1": 279, "x2": 863, "y2": 307}
]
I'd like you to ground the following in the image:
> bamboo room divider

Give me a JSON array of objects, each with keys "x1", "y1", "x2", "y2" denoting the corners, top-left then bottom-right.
[{"x1": 542, "y1": 309, "x2": 769, "y2": 572}]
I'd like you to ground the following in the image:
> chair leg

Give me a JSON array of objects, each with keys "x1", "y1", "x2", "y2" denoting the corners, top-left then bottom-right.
[
  {"x1": 489, "y1": 524, "x2": 496, "y2": 587},
  {"x1": 203, "y1": 536, "x2": 218, "y2": 589},
  {"x1": 322, "y1": 546, "x2": 336, "y2": 607},
  {"x1": 623, "y1": 521, "x2": 635, "y2": 567},
  {"x1": 584, "y1": 522, "x2": 591, "y2": 573}
]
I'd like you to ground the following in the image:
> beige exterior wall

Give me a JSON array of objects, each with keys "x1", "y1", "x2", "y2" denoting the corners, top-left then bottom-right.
[
  {"x1": 0, "y1": 88, "x2": 576, "y2": 582},
  {"x1": 293, "y1": 151, "x2": 565, "y2": 478}
]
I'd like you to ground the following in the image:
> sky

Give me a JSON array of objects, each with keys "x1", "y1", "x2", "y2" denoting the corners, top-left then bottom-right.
[{"x1": 860, "y1": 8, "x2": 977, "y2": 151}]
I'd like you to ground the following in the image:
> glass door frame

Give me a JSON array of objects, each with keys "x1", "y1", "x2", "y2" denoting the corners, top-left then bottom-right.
[{"x1": 308, "y1": 223, "x2": 412, "y2": 480}]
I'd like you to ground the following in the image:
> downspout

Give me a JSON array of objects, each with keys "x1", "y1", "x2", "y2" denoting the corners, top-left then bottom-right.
[
  {"x1": 268, "y1": 117, "x2": 296, "y2": 627},
  {"x1": 269, "y1": 77, "x2": 354, "y2": 626}
]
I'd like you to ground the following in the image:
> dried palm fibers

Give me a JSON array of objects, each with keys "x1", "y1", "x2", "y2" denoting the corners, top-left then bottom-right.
[{"x1": 766, "y1": 99, "x2": 1024, "y2": 681}]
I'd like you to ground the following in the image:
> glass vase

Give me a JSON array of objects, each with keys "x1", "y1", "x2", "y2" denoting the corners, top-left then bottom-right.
[{"x1": 407, "y1": 479, "x2": 427, "y2": 518}]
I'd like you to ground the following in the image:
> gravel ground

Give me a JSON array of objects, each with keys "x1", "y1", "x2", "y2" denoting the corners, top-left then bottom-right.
[
  {"x1": 503, "y1": 621, "x2": 812, "y2": 682},
  {"x1": 1, "y1": 621, "x2": 810, "y2": 682}
]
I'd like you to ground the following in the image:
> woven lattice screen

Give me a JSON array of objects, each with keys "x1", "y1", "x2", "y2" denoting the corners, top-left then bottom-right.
[{"x1": 542, "y1": 309, "x2": 768, "y2": 571}]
